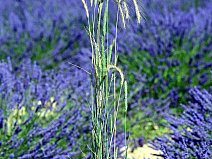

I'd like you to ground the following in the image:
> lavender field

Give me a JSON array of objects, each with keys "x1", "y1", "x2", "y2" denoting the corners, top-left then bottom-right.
[{"x1": 0, "y1": 0, "x2": 211, "y2": 159}]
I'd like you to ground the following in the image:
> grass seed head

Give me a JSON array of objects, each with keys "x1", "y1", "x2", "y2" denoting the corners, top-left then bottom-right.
[{"x1": 82, "y1": 0, "x2": 89, "y2": 18}]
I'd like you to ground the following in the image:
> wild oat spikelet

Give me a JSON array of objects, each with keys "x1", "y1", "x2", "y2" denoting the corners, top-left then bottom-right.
[
  {"x1": 90, "y1": 0, "x2": 93, "y2": 6},
  {"x1": 119, "y1": 4, "x2": 126, "y2": 28},
  {"x1": 122, "y1": 1, "x2": 130, "y2": 20},
  {"x1": 116, "y1": 0, "x2": 142, "y2": 24},
  {"x1": 84, "y1": 0, "x2": 142, "y2": 24},
  {"x1": 82, "y1": 0, "x2": 89, "y2": 18},
  {"x1": 132, "y1": 0, "x2": 141, "y2": 23},
  {"x1": 108, "y1": 65, "x2": 124, "y2": 85}
]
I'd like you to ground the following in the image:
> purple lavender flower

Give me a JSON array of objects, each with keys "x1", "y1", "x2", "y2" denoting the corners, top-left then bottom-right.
[
  {"x1": 152, "y1": 87, "x2": 212, "y2": 159},
  {"x1": 0, "y1": 58, "x2": 126, "y2": 158},
  {"x1": 0, "y1": 58, "x2": 91, "y2": 158}
]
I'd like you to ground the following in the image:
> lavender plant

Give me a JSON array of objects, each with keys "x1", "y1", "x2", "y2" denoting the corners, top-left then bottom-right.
[
  {"x1": 152, "y1": 87, "x2": 212, "y2": 159},
  {"x1": 1, "y1": 0, "x2": 211, "y2": 158},
  {"x1": 0, "y1": 58, "x2": 92, "y2": 158},
  {"x1": 110, "y1": 3, "x2": 212, "y2": 158},
  {"x1": 0, "y1": 0, "x2": 89, "y2": 68},
  {"x1": 118, "y1": 0, "x2": 212, "y2": 138}
]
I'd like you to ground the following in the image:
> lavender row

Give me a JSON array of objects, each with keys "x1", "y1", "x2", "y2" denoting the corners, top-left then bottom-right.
[
  {"x1": 0, "y1": 57, "x2": 127, "y2": 158},
  {"x1": 0, "y1": 1, "x2": 211, "y2": 68},
  {"x1": 152, "y1": 87, "x2": 212, "y2": 159},
  {"x1": 0, "y1": 58, "x2": 90, "y2": 158},
  {"x1": 119, "y1": 0, "x2": 212, "y2": 120},
  {"x1": 0, "y1": 0, "x2": 89, "y2": 68}
]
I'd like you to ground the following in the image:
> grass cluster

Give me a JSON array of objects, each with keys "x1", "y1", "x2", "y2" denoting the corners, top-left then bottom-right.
[{"x1": 81, "y1": 0, "x2": 142, "y2": 158}]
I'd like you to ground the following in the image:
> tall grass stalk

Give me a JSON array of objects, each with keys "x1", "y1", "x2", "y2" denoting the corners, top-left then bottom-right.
[{"x1": 81, "y1": 0, "x2": 142, "y2": 158}]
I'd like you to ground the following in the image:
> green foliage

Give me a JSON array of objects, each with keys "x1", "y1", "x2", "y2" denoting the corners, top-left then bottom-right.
[
  {"x1": 0, "y1": 97, "x2": 82, "y2": 157},
  {"x1": 119, "y1": 36, "x2": 212, "y2": 141},
  {"x1": 120, "y1": 43, "x2": 211, "y2": 101}
]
